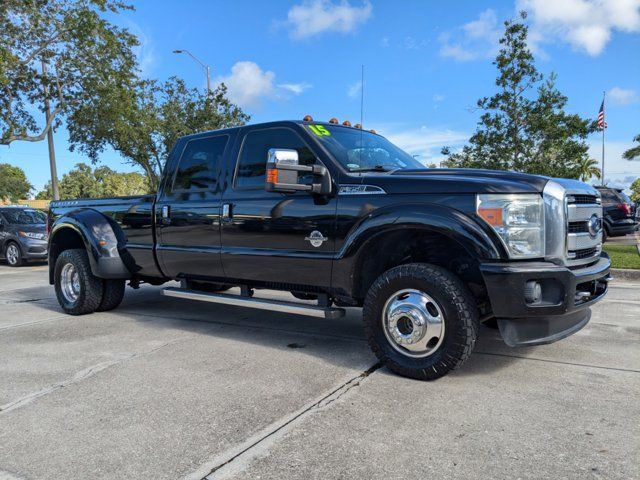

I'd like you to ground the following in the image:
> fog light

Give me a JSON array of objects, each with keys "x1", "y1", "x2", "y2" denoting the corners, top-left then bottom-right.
[{"x1": 524, "y1": 281, "x2": 542, "y2": 304}]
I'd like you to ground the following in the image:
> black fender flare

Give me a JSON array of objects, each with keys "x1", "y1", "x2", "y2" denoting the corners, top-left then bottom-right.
[
  {"x1": 333, "y1": 202, "x2": 506, "y2": 296},
  {"x1": 48, "y1": 208, "x2": 134, "y2": 284}
]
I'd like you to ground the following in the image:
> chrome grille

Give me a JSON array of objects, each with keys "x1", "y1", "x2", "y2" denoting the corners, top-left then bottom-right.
[
  {"x1": 570, "y1": 247, "x2": 598, "y2": 260},
  {"x1": 543, "y1": 179, "x2": 603, "y2": 267},
  {"x1": 567, "y1": 194, "x2": 600, "y2": 205},
  {"x1": 568, "y1": 221, "x2": 588, "y2": 233},
  {"x1": 565, "y1": 194, "x2": 601, "y2": 266}
]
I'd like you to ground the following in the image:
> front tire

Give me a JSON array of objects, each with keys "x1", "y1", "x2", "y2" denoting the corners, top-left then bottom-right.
[
  {"x1": 54, "y1": 249, "x2": 104, "y2": 315},
  {"x1": 5, "y1": 242, "x2": 24, "y2": 267},
  {"x1": 363, "y1": 263, "x2": 478, "y2": 381}
]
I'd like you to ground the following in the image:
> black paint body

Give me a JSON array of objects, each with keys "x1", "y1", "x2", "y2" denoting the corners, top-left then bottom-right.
[
  {"x1": 48, "y1": 120, "x2": 609, "y2": 334},
  {"x1": 48, "y1": 121, "x2": 525, "y2": 294}
]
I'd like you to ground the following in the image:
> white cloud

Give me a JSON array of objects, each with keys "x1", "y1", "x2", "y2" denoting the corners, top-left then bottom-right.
[
  {"x1": 377, "y1": 125, "x2": 469, "y2": 166},
  {"x1": 379, "y1": 37, "x2": 390, "y2": 47},
  {"x1": 347, "y1": 81, "x2": 362, "y2": 99},
  {"x1": 608, "y1": 87, "x2": 639, "y2": 106},
  {"x1": 216, "y1": 62, "x2": 311, "y2": 107},
  {"x1": 216, "y1": 62, "x2": 275, "y2": 107},
  {"x1": 277, "y1": 82, "x2": 312, "y2": 95},
  {"x1": 125, "y1": 20, "x2": 156, "y2": 76},
  {"x1": 463, "y1": 8, "x2": 501, "y2": 39},
  {"x1": 284, "y1": 0, "x2": 372, "y2": 40},
  {"x1": 433, "y1": 94, "x2": 446, "y2": 102},
  {"x1": 403, "y1": 36, "x2": 428, "y2": 50},
  {"x1": 439, "y1": 9, "x2": 501, "y2": 61},
  {"x1": 519, "y1": 0, "x2": 640, "y2": 56}
]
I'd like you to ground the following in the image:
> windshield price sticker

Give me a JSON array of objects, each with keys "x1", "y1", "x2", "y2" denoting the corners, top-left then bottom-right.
[{"x1": 308, "y1": 125, "x2": 331, "y2": 136}]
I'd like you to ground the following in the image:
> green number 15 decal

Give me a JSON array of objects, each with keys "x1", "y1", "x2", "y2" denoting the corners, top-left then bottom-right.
[{"x1": 308, "y1": 124, "x2": 331, "y2": 136}]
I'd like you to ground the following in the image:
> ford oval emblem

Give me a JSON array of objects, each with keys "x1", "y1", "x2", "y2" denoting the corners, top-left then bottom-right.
[{"x1": 588, "y1": 214, "x2": 601, "y2": 238}]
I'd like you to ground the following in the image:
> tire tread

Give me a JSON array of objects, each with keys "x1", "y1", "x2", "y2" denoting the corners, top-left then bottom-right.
[
  {"x1": 54, "y1": 249, "x2": 103, "y2": 315},
  {"x1": 97, "y1": 279, "x2": 126, "y2": 312},
  {"x1": 363, "y1": 263, "x2": 478, "y2": 380}
]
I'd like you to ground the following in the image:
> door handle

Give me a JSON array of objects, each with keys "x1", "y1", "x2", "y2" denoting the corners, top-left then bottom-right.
[
  {"x1": 221, "y1": 203, "x2": 232, "y2": 223},
  {"x1": 161, "y1": 205, "x2": 171, "y2": 225}
]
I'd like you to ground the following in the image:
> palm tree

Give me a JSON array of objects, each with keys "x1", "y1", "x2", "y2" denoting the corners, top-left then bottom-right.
[
  {"x1": 623, "y1": 134, "x2": 640, "y2": 160},
  {"x1": 577, "y1": 157, "x2": 601, "y2": 182}
]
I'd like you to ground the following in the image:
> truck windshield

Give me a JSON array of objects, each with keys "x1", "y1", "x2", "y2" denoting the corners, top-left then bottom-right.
[
  {"x1": 1, "y1": 209, "x2": 46, "y2": 224},
  {"x1": 308, "y1": 125, "x2": 425, "y2": 172}
]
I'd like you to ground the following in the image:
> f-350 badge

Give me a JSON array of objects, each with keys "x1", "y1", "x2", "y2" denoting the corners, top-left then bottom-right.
[{"x1": 305, "y1": 230, "x2": 328, "y2": 247}]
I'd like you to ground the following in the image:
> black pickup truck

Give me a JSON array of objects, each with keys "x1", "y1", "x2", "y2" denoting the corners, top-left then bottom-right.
[{"x1": 48, "y1": 118, "x2": 611, "y2": 380}]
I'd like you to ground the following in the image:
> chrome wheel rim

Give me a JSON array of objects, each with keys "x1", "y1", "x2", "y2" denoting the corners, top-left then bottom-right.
[
  {"x1": 382, "y1": 289, "x2": 445, "y2": 358},
  {"x1": 6, "y1": 244, "x2": 19, "y2": 265},
  {"x1": 60, "y1": 263, "x2": 81, "y2": 303}
]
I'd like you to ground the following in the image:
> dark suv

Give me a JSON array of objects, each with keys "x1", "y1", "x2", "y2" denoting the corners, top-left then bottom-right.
[
  {"x1": 595, "y1": 187, "x2": 637, "y2": 240},
  {"x1": 0, "y1": 207, "x2": 48, "y2": 266}
]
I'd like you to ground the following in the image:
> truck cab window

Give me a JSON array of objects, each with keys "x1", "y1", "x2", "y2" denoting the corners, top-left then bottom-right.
[
  {"x1": 172, "y1": 135, "x2": 229, "y2": 192},
  {"x1": 236, "y1": 128, "x2": 316, "y2": 189}
]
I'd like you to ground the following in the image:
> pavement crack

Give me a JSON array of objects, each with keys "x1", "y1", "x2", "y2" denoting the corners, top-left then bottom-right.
[
  {"x1": 184, "y1": 362, "x2": 382, "y2": 480},
  {"x1": 0, "y1": 338, "x2": 186, "y2": 414},
  {"x1": 0, "y1": 315, "x2": 68, "y2": 332},
  {"x1": 0, "y1": 297, "x2": 51, "y2": 304}
]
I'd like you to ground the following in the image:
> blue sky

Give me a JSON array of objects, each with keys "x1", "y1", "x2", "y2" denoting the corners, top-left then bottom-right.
[{"x1": 3, "y1": 0, "x2": 640, "y2": 193}]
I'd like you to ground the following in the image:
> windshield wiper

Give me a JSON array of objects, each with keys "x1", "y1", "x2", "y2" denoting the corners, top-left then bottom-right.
[{"x1": 349, "y1": 165, "x2": 396, "y2": 173}]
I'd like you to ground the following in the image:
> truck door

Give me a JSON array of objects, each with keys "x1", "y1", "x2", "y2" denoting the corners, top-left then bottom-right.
[
  {"x1": 155, "y1": 133, "x2": 231, "y2": 279},
  {"x1": 219, "y1": 126, "x2": 337, "y2": 289}
]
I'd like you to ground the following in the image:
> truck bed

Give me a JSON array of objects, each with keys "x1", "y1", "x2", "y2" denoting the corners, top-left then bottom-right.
[{"x1": 49, "y1": 194, "x2": 160, "y2": 277}]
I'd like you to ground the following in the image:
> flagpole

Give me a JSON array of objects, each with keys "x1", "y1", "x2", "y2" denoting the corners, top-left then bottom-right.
[{"x1": 601, "y1": 90, "x2": 605, "y2": 186}]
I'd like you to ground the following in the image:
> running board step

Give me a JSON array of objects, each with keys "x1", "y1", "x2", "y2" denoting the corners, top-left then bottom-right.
[{"x1": 161, "y1": 287, "x2": 345, "y2": 319}]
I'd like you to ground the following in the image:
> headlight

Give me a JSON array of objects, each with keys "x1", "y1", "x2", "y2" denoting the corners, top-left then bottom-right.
[
  {"x1": 477, "y1": 194, "x2": 544, "y2": 258},
  {"x1": 18, "y1": 231, "x2": 47, "y2": 240}
]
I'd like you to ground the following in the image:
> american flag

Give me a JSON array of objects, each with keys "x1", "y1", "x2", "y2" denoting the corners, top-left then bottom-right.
[{"x1": 597, "y1": 100, "x2": 608, "y2": 130}]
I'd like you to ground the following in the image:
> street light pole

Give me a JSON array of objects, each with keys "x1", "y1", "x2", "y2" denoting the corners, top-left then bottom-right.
[
  {"x1": 40, "y1": 60, "x2": 60, "y2": 201},
  {"x1": 173, "y1": 49, "x2": 212, "y2": 94}
]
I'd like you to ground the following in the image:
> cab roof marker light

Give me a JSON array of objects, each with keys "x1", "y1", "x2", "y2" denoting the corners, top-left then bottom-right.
[
  {"x1": 354, "y1": 123, "x2": 362, "y2": 129},
  {"x1": 329, "y1": 118, "x2": 339, "y2": 124},
  {"x1": 303, "y1": 115, "x2": 313, "y2": 121},
  {"x1": 342, "y1": 120, "x2": 352, "y2": 126},
  {"x1": 369, "y1": 129, "x2": 377, "y2": 134}
]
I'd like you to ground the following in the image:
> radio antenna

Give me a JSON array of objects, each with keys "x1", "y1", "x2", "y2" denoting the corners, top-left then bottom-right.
[{"x1": 360, "y1": 64, "x2": 364, "y2": 129}]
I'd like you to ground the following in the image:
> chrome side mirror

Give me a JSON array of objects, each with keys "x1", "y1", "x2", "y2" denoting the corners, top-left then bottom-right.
[{"x1": 265, "y1": 148, "x2": 330, "y2": 194}]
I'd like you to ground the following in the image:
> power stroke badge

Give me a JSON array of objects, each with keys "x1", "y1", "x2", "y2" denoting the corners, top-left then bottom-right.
[{"x1": 305, "y1": 230, "x2": 328, "y2": 247}]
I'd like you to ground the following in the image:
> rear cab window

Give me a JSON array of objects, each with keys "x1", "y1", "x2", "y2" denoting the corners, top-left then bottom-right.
[{"x1": 171, "y1": 135, "x2": 229, "y2": 193}]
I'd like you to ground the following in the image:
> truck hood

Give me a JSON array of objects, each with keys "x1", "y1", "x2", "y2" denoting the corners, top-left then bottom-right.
[{"x1": 361, "y1": 168, "x2": 551, "y2": 195}]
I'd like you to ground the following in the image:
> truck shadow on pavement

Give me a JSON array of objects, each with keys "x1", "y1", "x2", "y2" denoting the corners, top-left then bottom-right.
[
  {"x1": 121, "y1": 287, "x2": 527, "y2": 378},
  {"x1": 32, "y1": 284, "x2": 529, "y2": 378}
]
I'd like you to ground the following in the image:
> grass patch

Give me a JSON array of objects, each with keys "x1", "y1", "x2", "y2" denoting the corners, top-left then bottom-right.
[{"x1": 603, "y1": 244, "x2": 640, "y2": 269}]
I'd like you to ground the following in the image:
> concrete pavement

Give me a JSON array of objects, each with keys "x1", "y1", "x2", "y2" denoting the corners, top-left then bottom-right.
[{"x1": 0, "y1": 262, "x2": 638, "y2": 480}]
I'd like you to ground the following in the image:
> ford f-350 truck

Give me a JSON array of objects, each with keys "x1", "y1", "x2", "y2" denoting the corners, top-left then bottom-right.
[{"x1": 48, "y1": 118, "x2": 611, "y2": 380}]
